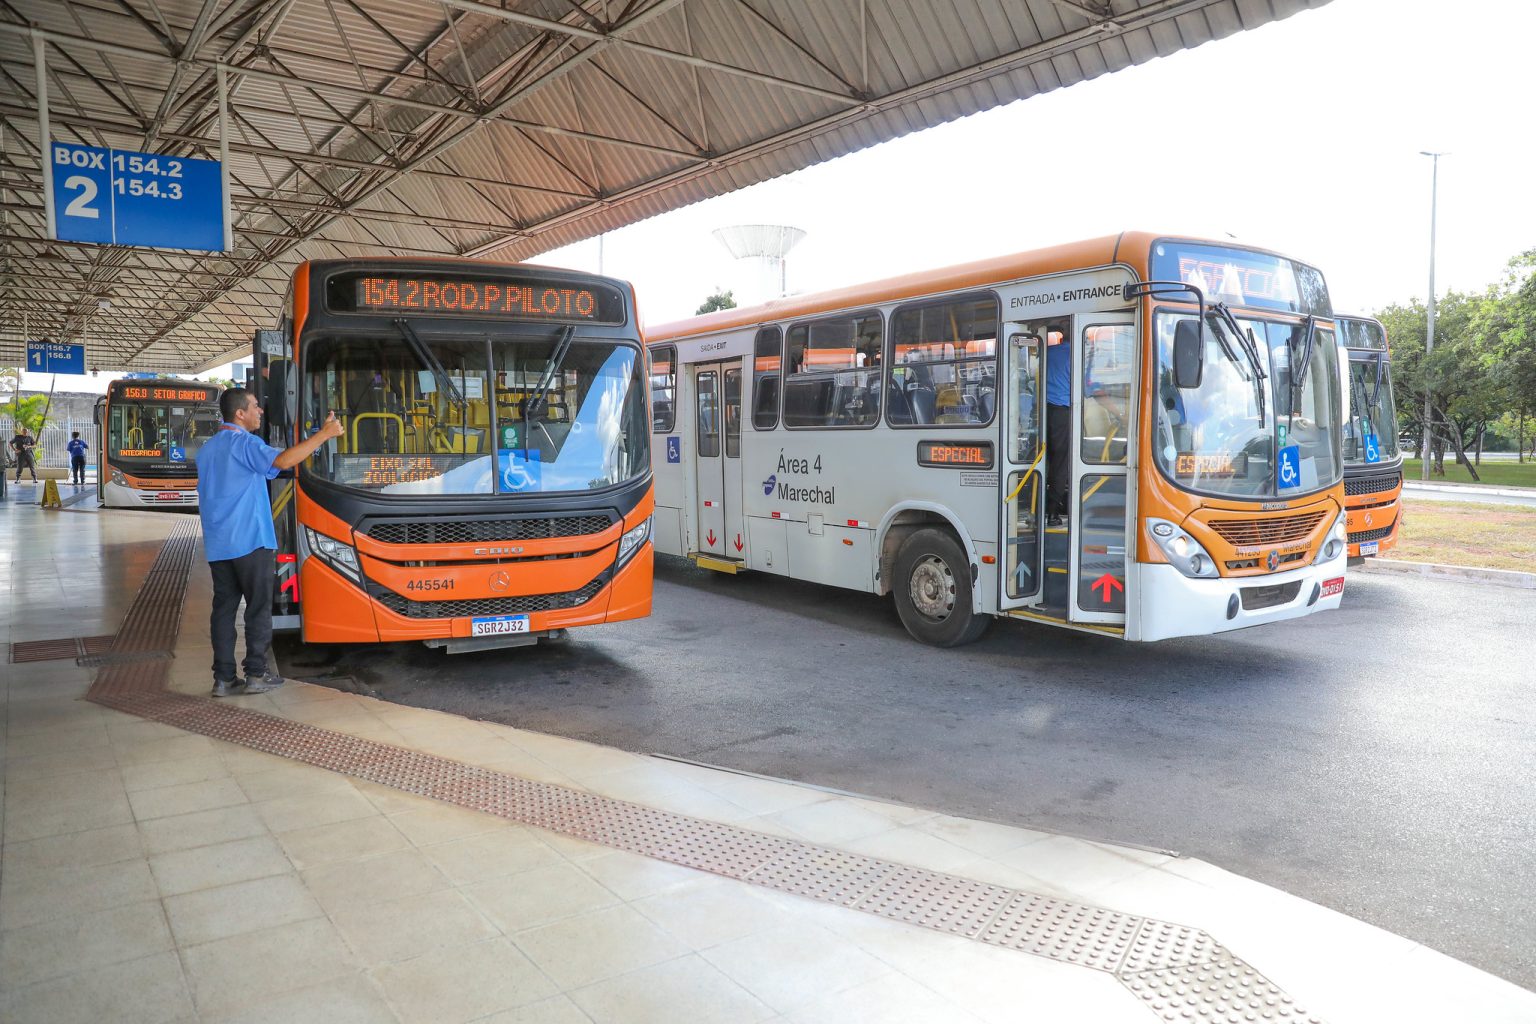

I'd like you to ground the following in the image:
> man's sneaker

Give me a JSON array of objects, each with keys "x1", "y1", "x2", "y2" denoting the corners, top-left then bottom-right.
[
  {"x1": 210, "y1": 677, "x2": 245, "y2": 698},
  {"x1": 241, "y1": 671, "x2": 285, "y2": 695}
]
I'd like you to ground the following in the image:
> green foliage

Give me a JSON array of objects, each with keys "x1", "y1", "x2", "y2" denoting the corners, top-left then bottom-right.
[
  {"x1": 695, "y1": 290, "x2": 737, "y2": 315},
  {"x1": 3, "y1": 394, "x2": 50, "y2": 434}
]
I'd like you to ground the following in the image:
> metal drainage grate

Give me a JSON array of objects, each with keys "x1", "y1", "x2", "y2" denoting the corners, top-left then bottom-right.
[
  {"x1": 10, "y1": 634, "x2": 115, "y2": 663},
  {"x1": 83, "y1": 520, "x2": 1325, "y2": 1024}
]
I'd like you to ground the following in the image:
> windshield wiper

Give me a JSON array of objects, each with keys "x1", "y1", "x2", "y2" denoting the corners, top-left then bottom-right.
[
  {"x1": 1210, "y1": 302, "x2": 1267, "y2": 426},
  {"x1": 1369, "y1": 351, "x2": 1386, "y2": 410},
  {"x1": 1289, "y1": 315, "x2": 1317, "y2": 415},
  {"x1": 523, "y1": 324, "x2": 577, "y2": 439},
  {"x1": 393, "y1": 317, "x2": 464, "y2": 408}
]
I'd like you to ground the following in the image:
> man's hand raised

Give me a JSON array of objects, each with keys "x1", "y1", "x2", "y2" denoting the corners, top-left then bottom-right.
[{"x1": 319, "y1": 411, "x2": 345, "y2": 441}]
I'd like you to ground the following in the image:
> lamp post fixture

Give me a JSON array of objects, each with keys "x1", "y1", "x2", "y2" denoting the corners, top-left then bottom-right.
[{"x1": 1420, "y1": 151, "x2": 1446, "y2": 480}]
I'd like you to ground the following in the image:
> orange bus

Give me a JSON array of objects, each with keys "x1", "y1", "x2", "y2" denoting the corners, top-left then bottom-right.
[
  {"x1": 93, "y1": 378, "x2": 222, "y2": 509},
  {"x1": 647, "y1": 233, "x2": 1348, "y2": 644},
  {"x1": 261, "y1": 258, "x2": 654, "y2": 651},
  {"x1": 1336, "y1": 315, "x2": 1403, "y2": 562}
]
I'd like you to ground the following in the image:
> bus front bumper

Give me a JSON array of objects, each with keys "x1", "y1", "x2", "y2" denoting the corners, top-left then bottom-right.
[{"x1": 1135, "y1": 553, "x2": 1346, "y2": 642}]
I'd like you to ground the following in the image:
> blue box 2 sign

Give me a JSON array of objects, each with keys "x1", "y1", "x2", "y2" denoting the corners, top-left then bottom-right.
[{"x1": 51, "y1": 142, "x2": 226, "y2": 252}]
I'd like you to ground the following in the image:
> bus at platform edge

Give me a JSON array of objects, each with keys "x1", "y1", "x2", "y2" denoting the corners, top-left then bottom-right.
[
  {"x1": 646, "y1": 232, "x2": 1349, "y2": 645},
  {"x1": 259, "y1": 258, "x2": 654, "y2": 651},
  {"x1": 93, "y1": 378, "x2": 221, "y2": 510},
  {"x1": 1336, "y1": 314, "x2": 1404, "y2": 562}
]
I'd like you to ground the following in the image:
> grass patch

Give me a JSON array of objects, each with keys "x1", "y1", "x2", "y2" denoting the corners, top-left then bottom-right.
[
  {"x1": 1399, "y1": 458, "x2": 1536, "y2": 489},
  {"x1": 1383, "y1": 499, "x2": 1536, "y2": 573}
]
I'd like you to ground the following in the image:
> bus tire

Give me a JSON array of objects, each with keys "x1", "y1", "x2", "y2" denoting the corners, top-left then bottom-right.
[{"x1": 892, "y1": 528, "x2": 990, "y2": 647}]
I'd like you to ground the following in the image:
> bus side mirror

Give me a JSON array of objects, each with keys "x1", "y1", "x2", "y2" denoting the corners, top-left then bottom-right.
[{"x1": 1173, "y1": 320, "x2": 1204, "y2": 390}]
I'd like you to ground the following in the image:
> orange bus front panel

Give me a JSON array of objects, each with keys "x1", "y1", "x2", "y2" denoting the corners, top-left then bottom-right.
[{"x1": 300, "y1": 558, "x2": 382, "y2": 644}]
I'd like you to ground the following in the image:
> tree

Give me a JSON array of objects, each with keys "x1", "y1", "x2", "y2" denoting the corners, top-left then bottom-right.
[
  {"x1": 695, "y1": 290, "x2": 736, "y2": 315},
  {"x1": 1478, "y1": 250, "x2": 1536, "y2": 461},
  {"x1": 1379, "y1": 290, "x2": 1500, "y2": 479}
]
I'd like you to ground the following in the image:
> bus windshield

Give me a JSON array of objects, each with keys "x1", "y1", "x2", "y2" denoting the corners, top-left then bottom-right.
[
  {"x1": 108, "y1": 401, "x2": 221, "y2": 465},
  {"x1": 1345, "y1": 354, "x2": 1400, "y2": 465},
  {"x1": 1153, "y1": 312, "x2": 1342, "y2": 498},
  {"x1": 303, "y1": 334, "x2": 649, "y2": 496}
]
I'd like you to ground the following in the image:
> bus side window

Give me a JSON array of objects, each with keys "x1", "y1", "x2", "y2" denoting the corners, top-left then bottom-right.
[
  {"x1": 887, "y1": 294, "x2": 999, "y2": 428},
  {"x1": 783, "y1": 314, "x2": 881, "y2": 428},
  {"x1": 649, "y1": 346, "x2": 676, "y2": 433},
  {"x1": 753, "y1": 328, "x2": 781, "y2": 430}
]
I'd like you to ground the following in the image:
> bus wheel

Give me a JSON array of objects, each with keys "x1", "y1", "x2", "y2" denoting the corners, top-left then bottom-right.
[{"x1": 893, "y1": 528, "x2": 989, "y2": 647}]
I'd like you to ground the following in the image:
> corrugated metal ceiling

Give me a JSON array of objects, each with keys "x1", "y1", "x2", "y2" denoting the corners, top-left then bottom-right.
[{"x1": 0, "y1": 0, "x2": 1330, "y2": 372}]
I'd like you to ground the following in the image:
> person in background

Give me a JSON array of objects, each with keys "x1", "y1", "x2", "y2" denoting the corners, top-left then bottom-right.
[
  {"x1": 1044, "y1": 324, "x2": 1072, "y2": 526},
  {"x1": 197, "y1": 387, "x2": 343, "y2": 697},
  {"x1": 10, "y1": 425, "x2": 38, "y2": 483},
  {"x1": 67, "y1": 431, "x2": 89, "y2": 485}
]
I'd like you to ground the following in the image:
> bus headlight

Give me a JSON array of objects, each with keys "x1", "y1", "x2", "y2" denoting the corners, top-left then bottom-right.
[
  {"x1": 109, "y1": 468, "x2": 127, "y2": 486},
  {"x1": 617, "y1": 516, "x2": 652, "y2": 566},
  {"x1": 1313, "y1": 512, "x2": 1347, "y2": 565},
  {"x1": 1146, "y1": 517, "x2": 1219, "y2": 579},
  {"x1": 304, "y1": 526, "x2": 360, "y2": 582}
]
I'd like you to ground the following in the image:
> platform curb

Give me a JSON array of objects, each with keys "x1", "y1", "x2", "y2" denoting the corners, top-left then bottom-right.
[{"x1": 1360, "y1": 558, "x2": 1536, "y2": 590}]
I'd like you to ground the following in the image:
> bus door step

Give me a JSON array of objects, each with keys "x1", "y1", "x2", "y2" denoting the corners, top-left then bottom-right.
[{"x1": 691, "y1": 553, "x2": 744, "y2": 574}]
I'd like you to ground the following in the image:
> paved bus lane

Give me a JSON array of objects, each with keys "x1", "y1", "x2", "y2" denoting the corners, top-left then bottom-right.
[{"x1": 276, "y1": 557, "x2": 1536, "y2": 991}]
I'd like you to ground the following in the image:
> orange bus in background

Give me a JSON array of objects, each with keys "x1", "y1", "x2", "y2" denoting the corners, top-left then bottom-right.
[
  {"x1": 260, "y1": 259, "x2": 654, "y2": 652},
  {"x1": 1336, "y1": 315, "x2": 1404, "y2": 562},
  {"x1": 93, "y1": 378, "x2": 221, "y2": 510}
]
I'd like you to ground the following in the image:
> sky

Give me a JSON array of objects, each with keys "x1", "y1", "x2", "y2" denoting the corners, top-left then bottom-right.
[
  {"x1": 17, "y1": 0, "x2": 1534, "y2": 392},
  {"x1": 539, "y1": 0, "x2": 1536, "y2": 327}
]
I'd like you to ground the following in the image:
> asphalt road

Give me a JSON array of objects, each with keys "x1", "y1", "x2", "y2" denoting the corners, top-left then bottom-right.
[{"x1": 277, "y1": 558, "x2": 1536, "y2": 990}]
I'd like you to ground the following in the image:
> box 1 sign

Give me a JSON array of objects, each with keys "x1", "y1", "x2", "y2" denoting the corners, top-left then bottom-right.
[{"x1": 50, "y1": 142, "x2": 226, "y2": 252}]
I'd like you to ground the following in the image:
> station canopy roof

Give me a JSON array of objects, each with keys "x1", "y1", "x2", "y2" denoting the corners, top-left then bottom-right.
[{"x1": 0, "y1": 0, "x2": 1328, "y2": 373}]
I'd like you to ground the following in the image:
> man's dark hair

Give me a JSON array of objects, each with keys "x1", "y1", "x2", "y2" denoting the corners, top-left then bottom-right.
[
  {"x1": 220, "y1": 387, "x2": 254, "y2": 422},
  {"x1": 72, "y1": 431, "x2": 80, "y2": 438}
]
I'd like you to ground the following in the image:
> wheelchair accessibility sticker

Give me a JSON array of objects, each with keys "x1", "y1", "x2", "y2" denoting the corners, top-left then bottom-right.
[
  {"x1": 497, "y1": 449, "x2": 542, "y2": 492},
  {"x1": 1277, "y1": 444, "x2": 1301, "y2": 490},
  {"x1": 666, "y1": 436, "x2": 680, "y2": 464},
  {"x1": 1363, "y1": 432, "x2": 1381, "y2": 464},
  {"x1": 169, "y1": 447, "x2": 186, "y2": 463}
]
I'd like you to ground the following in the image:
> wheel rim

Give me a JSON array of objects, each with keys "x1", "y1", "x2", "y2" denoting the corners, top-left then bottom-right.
[{"x1": 908, "y1": 554, "x2": 955, "y2": 622}]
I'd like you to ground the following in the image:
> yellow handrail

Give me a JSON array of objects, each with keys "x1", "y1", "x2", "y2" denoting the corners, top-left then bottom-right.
[
  {"x1": 1004, "y1": 447, "x2": 1046, "y2": 505},
  {"x1": 349, "y1": 412, "x2": 405, "y2": 451}
]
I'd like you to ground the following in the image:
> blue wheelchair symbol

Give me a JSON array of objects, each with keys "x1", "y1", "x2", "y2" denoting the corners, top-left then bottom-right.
[
  {"x1": 1277, "y1": 444, "x2": 1301, "y2": 490},
  {"x1": 666, "y1": 436, "x2": 680, "y2": 464},
  {"x1": 169, "y1": 447, "x2": 186, "y2": 463},
  {"x1": 1363, "y1": 433, "x2": 1381, "y2": 464}
]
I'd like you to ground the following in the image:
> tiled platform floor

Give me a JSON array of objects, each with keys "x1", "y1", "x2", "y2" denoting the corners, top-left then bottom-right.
[{"x1": 3, "y1": 501, "x2": 1533, "y2": 1023}]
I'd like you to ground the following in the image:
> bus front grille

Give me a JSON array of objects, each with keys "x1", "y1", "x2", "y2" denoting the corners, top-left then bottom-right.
[
  {"x1": 1344, "y1": 471, "x2": 1402, "y2": 497},
  {"x1": 363, "y1": 515, "x2": 615, "y2": 546},
  {"x1": 369, "y1": 576, "x2": 608, "y2": 619},
  {"x1": 1348, "y1": 521, "x2": 1397, "y2": 544},
  {"x1": 1206, "y1": 510, "x2": 1327, "y2": 548},
  {"x1": 1238, "y1": 581, "x2": 1302, "y2": 610}
]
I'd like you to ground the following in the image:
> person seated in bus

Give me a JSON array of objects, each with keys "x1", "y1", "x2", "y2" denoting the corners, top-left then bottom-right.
[{"x1": 1044, "y1": 325, "x2": 1071, "y2": 525}]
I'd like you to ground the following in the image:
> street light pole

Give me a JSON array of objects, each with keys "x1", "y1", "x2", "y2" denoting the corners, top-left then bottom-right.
[{"x1": 1420, "y1": 151, "x2": 1446, "y2": 480}]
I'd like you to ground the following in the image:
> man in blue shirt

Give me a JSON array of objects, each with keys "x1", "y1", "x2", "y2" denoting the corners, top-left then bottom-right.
[
  {"x1": 66, "y1": 431, "x2": 89, "y2": 485},
  {"x1": 197, "y1": 387, "x2": 342, "y2": 696},
  {"x1": 1044, "y1": 325, "x2": 1072, "y2": 525}
]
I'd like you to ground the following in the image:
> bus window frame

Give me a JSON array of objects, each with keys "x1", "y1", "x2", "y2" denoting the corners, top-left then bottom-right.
[
  {"x1": 752, "y1": 326, "x2": 783, "y2": 431},
  {"x1": 782, "y1": 309, "x2": 884, "y2": 431},
  {"x1": 883, "y1": 291, "x2": 1001, "y2": 430},
  {"x1": 649, "y1": 344, "x2": 677, "y2": 434}
]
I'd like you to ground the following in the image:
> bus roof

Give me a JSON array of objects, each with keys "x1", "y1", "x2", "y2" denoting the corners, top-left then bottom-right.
[{"x1": 642, "y1": 230, "x2": 1265, "y2": 342}]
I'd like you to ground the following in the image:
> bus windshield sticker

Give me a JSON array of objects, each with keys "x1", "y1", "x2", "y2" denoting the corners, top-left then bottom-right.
[
  {"x1": 498, "y1": 449, "x2": 542, "y2": 492},
  {"x1": 1277, "y1": 445, "x2": 1301, "y2": 489}
]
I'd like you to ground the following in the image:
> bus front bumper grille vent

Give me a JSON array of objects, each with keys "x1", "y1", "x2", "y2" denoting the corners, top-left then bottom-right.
[
  {"x1": 1238, "y1": 581, "x2": 1303, "y2": 611},
  {"x1": 362, "y1": 514, "x2": 615, "y2": 546},
  {"x1": 369, "y1": 574, "x2": 609, "y2": 620},
  {"x1": 1348, "y1": 521, "x2": 1397, "y2": 544},
  {"x1": 1344, "y1": 472, "x2": 1402, "y2": 497},
  {"x1": 1206, "y1": 511, "x2": 1327, "y2": 548}
]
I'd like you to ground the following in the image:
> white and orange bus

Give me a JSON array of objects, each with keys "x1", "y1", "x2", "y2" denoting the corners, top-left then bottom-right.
[
  {"x1": 1336, "y1": 315, "x2": 1403, "y2": 562},
  {"x1": 260, "y1": 258, "x2": 654, "y2": 651},
  {"x1": 646, "y1": 233, "x2": 1348, "y2": 645},
  {"x1": 93, "y1": 378, "x2": 222, "y2": 509}
]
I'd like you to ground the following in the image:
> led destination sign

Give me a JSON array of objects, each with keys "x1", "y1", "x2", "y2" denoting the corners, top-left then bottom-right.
[
  {"x1": 327, "y1": 270, "x2": 626, "y2": 324},
  {"x1": 917, "y1": 440, "x2": 994, "y2": 469},
  {"x1": 119, "y1": 386, "x2": 216, "y2": 402}
]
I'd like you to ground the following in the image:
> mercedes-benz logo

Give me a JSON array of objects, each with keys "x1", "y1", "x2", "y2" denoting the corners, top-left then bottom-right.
[{"x1": 490, "y1": 570, "x2": 510, "y2": 592}]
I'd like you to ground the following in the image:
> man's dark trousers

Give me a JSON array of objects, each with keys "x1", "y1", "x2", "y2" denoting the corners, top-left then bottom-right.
[
  {"x1": 210, "y1": 548, "x2": 275, "y2": 681},
  {"x1": 1047, "y1": 403, "x2": 1072, "y2": 517},
  {"x1": 71, "y1": 456, "x2": 86, "y2": 484}
]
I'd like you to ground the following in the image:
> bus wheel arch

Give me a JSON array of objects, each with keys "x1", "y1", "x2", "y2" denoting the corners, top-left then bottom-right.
[{"x1": 878, "y1": 509, "x2": 989, "y2": 647}]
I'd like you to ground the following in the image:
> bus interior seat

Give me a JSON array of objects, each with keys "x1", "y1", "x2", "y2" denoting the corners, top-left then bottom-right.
[{"x1": 909, "y1": 388, "x2": 937, "y2": 424}]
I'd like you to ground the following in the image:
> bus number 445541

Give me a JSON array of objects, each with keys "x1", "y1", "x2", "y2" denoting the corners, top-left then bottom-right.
[{"x1": 405, "y1": 579, "x2": 456, "y2": 592}]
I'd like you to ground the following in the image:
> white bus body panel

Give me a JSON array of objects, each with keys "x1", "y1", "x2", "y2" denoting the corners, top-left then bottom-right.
[
  {"x1": 1133, "y1": 549, "x2": 1347, "y2": 642},
  {"x1": 102, "y1": 479, "x2": 200, "y2": 509}
]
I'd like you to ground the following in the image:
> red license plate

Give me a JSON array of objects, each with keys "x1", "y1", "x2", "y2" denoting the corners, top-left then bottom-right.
[{"x1": 1320, "y1": 576, "x2": 1345, "y2": 598}]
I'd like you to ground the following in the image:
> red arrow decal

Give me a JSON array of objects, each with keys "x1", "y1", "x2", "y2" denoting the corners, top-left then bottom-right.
[
  {"x1": 734, "y1": 534, "x2": 743, "y2": 552},
  {"x1": 1090, "y1": 573, "x2": 1123, "y2": 603},
  {"x1": 706, "y1": 530, "x2": 716, "y2": 546},
  {"x1": 279, "y1": 574, "x2": 300, "y2": 601}
]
